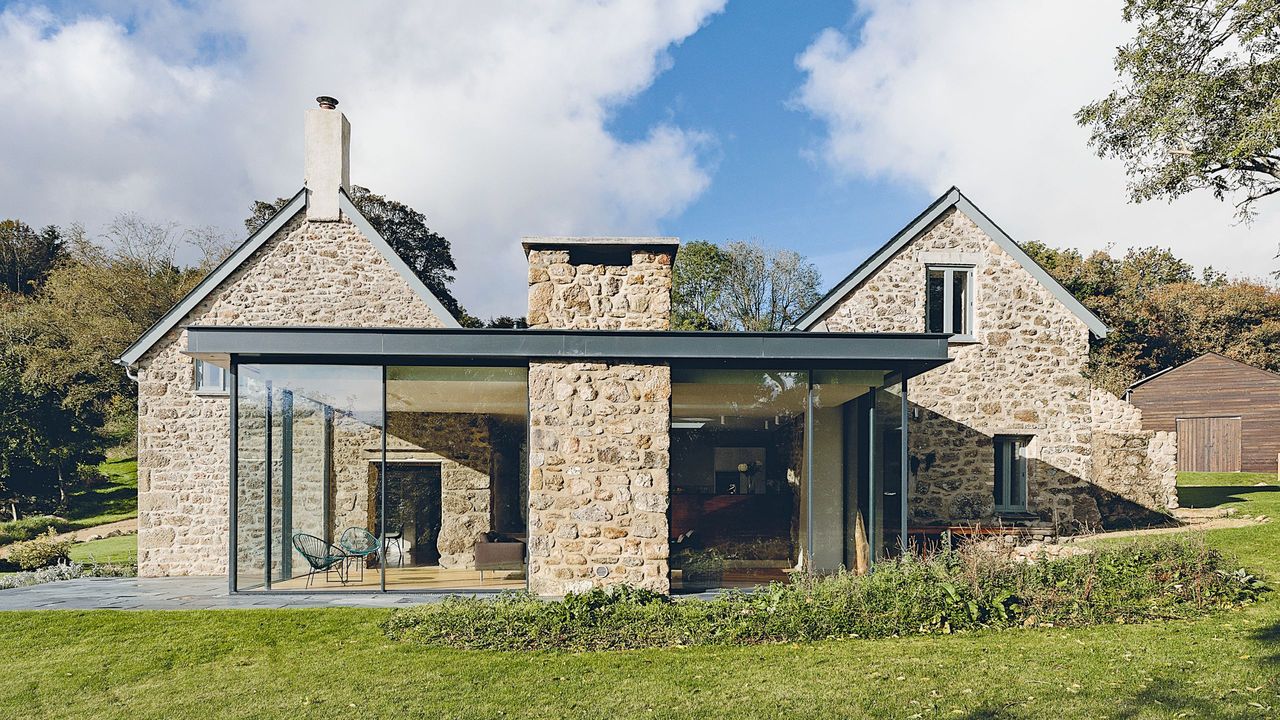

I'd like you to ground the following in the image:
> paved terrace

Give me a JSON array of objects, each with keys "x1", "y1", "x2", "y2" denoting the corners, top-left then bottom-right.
[{"x1": 0, "y1": 577, "x2": 728, "y2": 610}]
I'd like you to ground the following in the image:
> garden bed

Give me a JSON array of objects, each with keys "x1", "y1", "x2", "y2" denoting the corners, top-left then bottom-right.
[{"x1": 384, "y1": 537, "x2": 1265, "y2": 651}]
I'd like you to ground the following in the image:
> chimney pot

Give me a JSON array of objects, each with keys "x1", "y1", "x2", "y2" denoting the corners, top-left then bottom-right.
[{"x1": 304, "y1": 100, "x2": 350, "y2": 221}]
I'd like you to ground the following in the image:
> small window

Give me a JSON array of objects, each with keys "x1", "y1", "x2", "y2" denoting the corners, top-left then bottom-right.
[
  {"x1": 193, "y1": 359, "x2": 228, "y2": 394},
  {"x1": 994, "y1": 436, "x2": 1028, "y2": 513},
  {"x1": 925, "y1": 266, "x2": 973, "y2": 337}
]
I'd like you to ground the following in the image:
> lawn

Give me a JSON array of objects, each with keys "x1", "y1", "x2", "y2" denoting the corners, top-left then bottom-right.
[
  {"x1": 0, "y1": 472, "x2": 1276, "y2": 719},
  {"x1": 0, "y1": 456, "x2": 137, "y2": 545},
  {"x1": 68, "y1": 534, "x2": 137, "y2": 566}
]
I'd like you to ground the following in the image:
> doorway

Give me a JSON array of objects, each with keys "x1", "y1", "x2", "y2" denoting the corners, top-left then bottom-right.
[
  {"x1": 380, "y1": 462, "x2": 443, "y2": 566},
  {"x1": 1176, "y1": 416, "x2": 1242, "y2": 472}
]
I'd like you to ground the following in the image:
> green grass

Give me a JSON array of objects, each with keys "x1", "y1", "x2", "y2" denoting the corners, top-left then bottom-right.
[
  {"x1": 0, "y1": 457, "x2": 137, "y2": 545},
  {"x1": 65, "y1": 456, "x2": 138, "y2": 527},
  {"x1": 68, "y1": 534, "x2": 137, "y2": 566},
  {"x1": 0, "y1": 471, "x2": 1276, "y2": 718}
]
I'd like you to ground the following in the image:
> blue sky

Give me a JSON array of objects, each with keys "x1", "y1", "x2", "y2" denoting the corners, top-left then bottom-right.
[
  {"x1": 0, "y1": 1, "x2": 1274, "y2": 318},
  {"x1": 606, "y1": 1, "x2": 927, "y2": 280}
]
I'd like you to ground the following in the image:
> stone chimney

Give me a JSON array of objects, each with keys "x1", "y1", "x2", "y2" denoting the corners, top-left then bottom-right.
[
  {"x1": 522, "y1": 237, "x2": 678, "y2": 330},
  {"x1": 304, "y1": 95, "x2": 350, "y2": 221}
]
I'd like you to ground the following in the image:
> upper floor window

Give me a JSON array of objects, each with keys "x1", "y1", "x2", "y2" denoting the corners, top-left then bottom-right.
[
  {"x1": 926, "y1": 266, "x2": 973, "y2": 338},
  {"x1": 994, "y1": 436, "x2": 1028, "y2": 513},
  {"x1": 194, "y1": 359, "x2": 228, "y2": 395}
]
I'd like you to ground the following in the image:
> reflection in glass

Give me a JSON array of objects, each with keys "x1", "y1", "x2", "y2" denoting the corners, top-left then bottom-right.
[{"x1": 669, "y1": 369, "x2": 807, "y2": 591}]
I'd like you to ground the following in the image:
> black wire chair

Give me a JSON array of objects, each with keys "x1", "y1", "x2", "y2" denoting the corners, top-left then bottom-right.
[{"x1": 291, "y1": 533, "x2": 348, "y2": 588}]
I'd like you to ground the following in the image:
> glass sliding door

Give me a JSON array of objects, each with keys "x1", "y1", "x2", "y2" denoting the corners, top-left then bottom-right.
[
  {"x1": 809, "y1": 370, "x2": 882, "y2": 574},
  {"x1": 383, "y1": 366, "x2": 529, "y2": 591},
  {"x1": 233, "y1": 364, "x2": 384, "y2": 591},
  {"x1": 669, "y1": 368, "x2": 807, "y2": 591},
  {"x1": 870, "y1": 376, "x2": 908, "y2": 561}
]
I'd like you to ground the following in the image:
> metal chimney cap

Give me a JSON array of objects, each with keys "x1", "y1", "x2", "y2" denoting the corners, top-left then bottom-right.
[{"x1": 316, "y1": 96, "x2": 339, "y2": 110}]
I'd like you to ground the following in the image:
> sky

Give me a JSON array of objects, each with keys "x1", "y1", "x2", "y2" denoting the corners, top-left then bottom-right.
[{"x1": 1, "y1": 0, "x2": 1276, "y2": 319}]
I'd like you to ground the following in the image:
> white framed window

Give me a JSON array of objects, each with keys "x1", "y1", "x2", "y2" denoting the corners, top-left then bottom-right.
[
  {"x1": 925, "y1": 265, "x2": 974, "y2": 339},
  {"x1": 993, "y1": 436, "x2": 1028, "y2": 513},
  {"x1": 193, "y1": 359, "x2": 228, "y2": 395}
]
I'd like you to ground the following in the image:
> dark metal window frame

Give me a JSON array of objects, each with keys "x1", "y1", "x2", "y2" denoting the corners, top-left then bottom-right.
[{"x1": 925, "y1": 265, "x2": 975, "y2": 340}]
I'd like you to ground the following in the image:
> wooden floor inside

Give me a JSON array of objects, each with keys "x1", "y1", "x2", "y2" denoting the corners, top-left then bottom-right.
[{"x1": 271, "y1": 565, "x2": 526, "y2": 591}]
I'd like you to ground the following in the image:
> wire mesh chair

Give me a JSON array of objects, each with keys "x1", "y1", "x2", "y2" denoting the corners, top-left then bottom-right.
[
  {"x1": 291, "y1": 533, "x2": 348, "y2": 588},
  {"x1": 339, "y1": 527, "x2": 381, "y2": 583}
]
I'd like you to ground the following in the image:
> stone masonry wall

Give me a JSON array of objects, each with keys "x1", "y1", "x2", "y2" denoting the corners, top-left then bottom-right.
[
  {"x1": 816, "y1": 207, "x2": 1171, "y2": 531},
  {"x1": 527, "y1": 362, "x2": 671, "y2": 594},
  {"x1": 526, "y1": 248, "x2": 673, "y2": 330},
  {"x1": 135, "y1": 211, "x2": 446, "y2": 577},
  {"x1": 1091, "y1": 388, "x2": 1178, "y2": 514}
]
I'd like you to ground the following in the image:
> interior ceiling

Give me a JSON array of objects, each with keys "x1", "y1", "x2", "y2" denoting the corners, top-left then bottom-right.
[
  {"x1": 386, "y1": 380, "x2": 528, "y2": 415},
  {"x1": 672, "y1": 382, "x2": 869, "y2": 419}
]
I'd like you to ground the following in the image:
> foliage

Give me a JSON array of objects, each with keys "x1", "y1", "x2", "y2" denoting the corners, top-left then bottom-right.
[
  {"x1": 0, "y1": 220, "x2": 65, "y2": 295},
  {"x1": 7, "y1": 527, "x2": 73, "y2": 570},
  {"x1": 0, "y1": 212, "x2": 214, "y2": 517},
  {"x1": 671, "y1": 240, "x2": 733, "y2": 329},
  {"x1": 0, "y1": 515, "x2": 69, "y2": 546},
  {"x1": 1077, "y1": 0, "x2": 1280, "y2": 220},
  {"x1": 0, "y1": 559, "x2": 136, "y2": 590},
  {"x1": 671, "y1": 239, "x2": 822, "y2": 331},
  {"x1": 384, "y1": 537, "x2": 1262, "y2": 651},
  {"x1": 246, "y1": 186, "x2": 468, "y2": 321},
  {"x1": 1022, "y1": 240, "x2": 1280, "y2": 393}
]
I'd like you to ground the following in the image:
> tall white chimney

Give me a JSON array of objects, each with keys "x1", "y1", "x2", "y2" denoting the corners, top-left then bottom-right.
[{"x1": 304, "y1": 95, "x2": 350, "y2": 221}]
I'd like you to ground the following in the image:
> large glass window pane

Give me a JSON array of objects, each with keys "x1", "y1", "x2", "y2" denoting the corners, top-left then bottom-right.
[
  {"x1": 383, "y1": 366, "x2": 529, "y2": 591},
  {"x1": 810, "y1": 370, "x2": 884, "y2": 574},
  {"x1": 952, "y1": 270, "x2": 969, "y2": 335},
  {"x1": 669, "y1": 369, "x2": 806, "y2": 591},
  {"x1": 233, "y1": 364, "x2": 383, "y2": 591},
  {"x1": 871, "y1": 379, "x2": 906, "y2": 560},
  {"x1": 926, "y1": 270, "x2": 945, "y2": 333}
]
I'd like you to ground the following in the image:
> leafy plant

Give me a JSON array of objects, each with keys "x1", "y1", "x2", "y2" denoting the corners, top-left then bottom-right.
[
  {"x1": 384, "y1": 537, "x2": 1266, "y2": 651},
  {"x1": 7, "y1": 527, "x2": 72, "y2": 570}
]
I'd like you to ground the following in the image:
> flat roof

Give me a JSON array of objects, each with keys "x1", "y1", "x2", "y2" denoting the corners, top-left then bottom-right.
[
  {"x1": 521, "y1": 236, "x2": 680, "y2": 254},
  {"x1": 185, "y1": 326, "x2": 952, "y2": 376}
]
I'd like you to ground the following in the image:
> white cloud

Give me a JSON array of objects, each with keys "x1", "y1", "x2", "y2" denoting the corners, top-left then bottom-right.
[
  {"x1": 0, "y1": 1, "x2": 723, "y2": 317},
  {"x1": 795, "y1": 0, "x2": 1279, "y2": 280}
]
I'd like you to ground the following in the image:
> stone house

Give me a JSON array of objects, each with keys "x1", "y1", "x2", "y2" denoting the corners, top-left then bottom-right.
[
  {"x1": 119, "y1": 100, "x2": 1175, "y2": 597},
  {"x1": 793, "y1": 189, "x2": 1177, "y2": 533}
]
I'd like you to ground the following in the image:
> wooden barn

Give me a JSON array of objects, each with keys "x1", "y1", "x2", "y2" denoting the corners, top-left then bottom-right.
[{"x1": 1126, "y1": 352, "x2": 1280, "y2": 474}]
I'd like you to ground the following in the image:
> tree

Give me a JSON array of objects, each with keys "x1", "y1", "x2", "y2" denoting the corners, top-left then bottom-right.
[
  {"x1": 1023, "y1": 240, "x2": 1280, "y2": 394},
  {"x1": 671, "y1": 240, "x2": 732, "y2": 330},
  {"x1": 0, "y1": 220, "x2": 65, "y2": 295},
  {"x1": 1077, "y1": 0, "x2": 1280, "y2": 220},
  {"x1": 246, "y1": 186, "x2": 467, "y2": 321},
  {"x1": 671, "y1": 239, "x2": 822, "y2": 331}
]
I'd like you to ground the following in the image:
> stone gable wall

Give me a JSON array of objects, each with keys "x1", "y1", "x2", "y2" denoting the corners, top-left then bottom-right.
[
  {"x1": 526, "y1": 248, "x2": 673, "y2": 330},
  {"x1": 816, "y1": 207, "x2": 1172, "y2": 530},
  {"x1": 135, "y1": 211, "x2": 447, "y2": 577},
  {"x1": 526, "y1": 362, "x2": 671, "y2": 594}
]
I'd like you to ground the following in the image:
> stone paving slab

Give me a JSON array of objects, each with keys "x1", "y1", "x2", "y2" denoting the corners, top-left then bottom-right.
[{"x1": 0, "y1": 576, "x2": 453, "y2": 611}]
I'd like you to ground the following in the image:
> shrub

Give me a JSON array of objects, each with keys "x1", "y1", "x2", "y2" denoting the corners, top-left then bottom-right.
[
  {"x1": 7, "y1": 527, "x2": 73, "y2": 570},
  {"x1": 0, "y1": 515, "x2": 69, "y2": 545},
  {"x1": 383, "y1": 537, "x2": 1266, "y2": 651},
  {"x1": 0, "y1": 560, "x2": 136, "y2": 590}
]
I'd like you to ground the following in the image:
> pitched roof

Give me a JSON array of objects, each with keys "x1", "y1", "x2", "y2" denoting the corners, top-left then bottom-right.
[
  {"x1": 792, "y1": 187, "x2": 1109, "y2": 338},
  {"x1": 117, "y1": 188, "x2": 461, "y2": 366},
  {"x1": 1126, "y1": 351, "x2": 1280, "y2": 394}
]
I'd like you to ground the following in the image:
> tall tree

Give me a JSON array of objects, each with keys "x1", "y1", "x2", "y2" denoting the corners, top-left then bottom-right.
[
  {"x1": 246, "y1": 186, "x2": 467, "y2": 321},
  {"x1": 1077, "y1": 0, "x2": 1280, "y2": 220},
  {"x1": 671, "y1": 240, "x2": 822, "y2": 332},
  {"x1": 0, "y1": 220, "x2": 65, "y2": 295},
  {"x1": 1023, "y1": 240, "x2": 1280, "y2": 394},
  {"x1": 671, "y1": 240, "x2": 732, "y2": 330}
]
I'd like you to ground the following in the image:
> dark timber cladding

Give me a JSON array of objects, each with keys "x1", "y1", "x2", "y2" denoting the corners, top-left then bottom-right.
[
  {"x1": 1127, "y1": 352, "x2": 1280, "y2": 473},
  {"x1": 184, "y1": 326, "x2": 953, "y2": 376}
]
